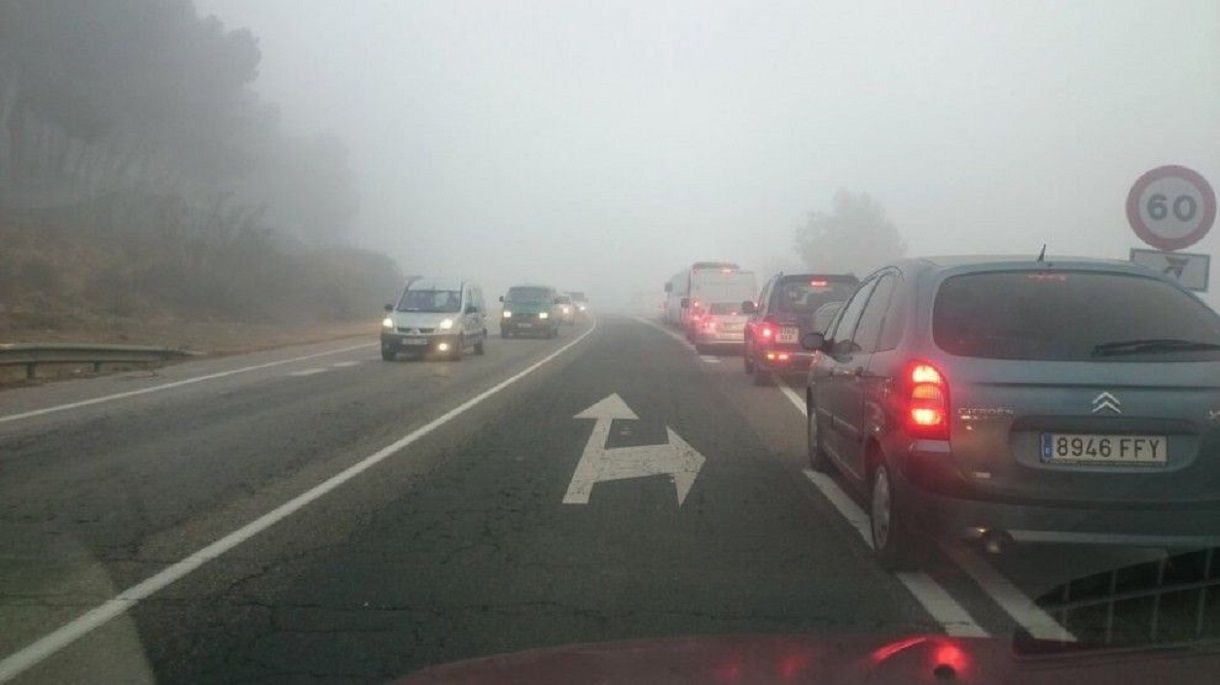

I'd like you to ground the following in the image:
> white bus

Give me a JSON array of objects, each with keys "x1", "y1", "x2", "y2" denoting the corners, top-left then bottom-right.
[{"x1": 663, "y1": 262, "x2": 755, "y2": 332}]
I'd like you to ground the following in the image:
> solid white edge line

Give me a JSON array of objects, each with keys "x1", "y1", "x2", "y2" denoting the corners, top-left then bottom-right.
[
  {"x1": 633, "y1": 316, "x2": 696, "y2": 351},
  {"x1": 894, "y1": 572, "x2": 992, "y2": 638},
  {"x1": 941, "y1": 543, "x2": 1076, "y2": 642},
  {"x1": 0, "y1": 320, "x2": 598, "y2": 683},
  {"x1": 802, "y1": 467, "x2": 989, "y2": 639},
  {"x1": 0, "y1": 342, "x2": 378, "y2": 425}
]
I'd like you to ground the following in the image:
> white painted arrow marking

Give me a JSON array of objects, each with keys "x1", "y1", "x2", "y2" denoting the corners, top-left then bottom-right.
[{"x1": 563, "y1": 394, "x2": 705, "y2": 507}]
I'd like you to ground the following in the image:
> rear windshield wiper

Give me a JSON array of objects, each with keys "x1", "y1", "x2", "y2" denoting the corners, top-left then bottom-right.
[{"x1": 1091, "y1": 338, "x2": 1220, "y2": 357}]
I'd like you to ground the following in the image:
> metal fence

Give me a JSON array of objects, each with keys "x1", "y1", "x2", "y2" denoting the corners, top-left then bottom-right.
[{"x1": 0, "y1": 343, "x2": 195, "y2": 380}]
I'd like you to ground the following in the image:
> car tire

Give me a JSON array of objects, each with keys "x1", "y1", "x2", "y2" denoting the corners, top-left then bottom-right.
[
  {"x1": 870, "y1": 462, "x2": 925, "y2": 571},
  {"x1": 381, "y1": 346, "x2": 397, "y2": 362},
  {"x1": 806, "y1": 399, "x2": 831, "y2": 472},
  {"x1": 501, "y1": 329, "x2": 512, "y2": 339},
  {"x1": 474, "y1": 332, "x2": 486, "y2": 355},
  {"x1": 743, "y1": 340, "x2": 756, "y2": 374}
]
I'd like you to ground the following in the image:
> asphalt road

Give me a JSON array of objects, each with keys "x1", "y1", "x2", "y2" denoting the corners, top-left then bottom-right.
[{"x1": 0, "y1": 316, "x2": 1168, "y2": 682}]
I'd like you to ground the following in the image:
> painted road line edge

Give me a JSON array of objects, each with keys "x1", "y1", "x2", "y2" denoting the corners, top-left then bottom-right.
[
  {"x1": 0, "y1": 342, "x2": 378, "y2": 425},
  {"x1": 0, "y1": 320, "x2": 598, "y2": 683}
]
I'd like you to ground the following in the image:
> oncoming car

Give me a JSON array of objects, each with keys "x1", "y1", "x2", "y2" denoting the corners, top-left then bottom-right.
[
  {"x1": 500, "y1": 285, "x2": 561, "y2": 338},
  {"x1": 803, "y1": 256, "x2": 1220, "y2": 569},
  {"x1": 555, "y1": 295, "x2": 576, "y2": 325},
  {"x1": 381, "y1": 278, "x2": 488, "y2": 361}
]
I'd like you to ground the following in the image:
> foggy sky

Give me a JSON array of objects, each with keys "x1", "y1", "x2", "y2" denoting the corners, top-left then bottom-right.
[{"x1": 195, "y1": 0, "x2": 1220, "y2": 309}]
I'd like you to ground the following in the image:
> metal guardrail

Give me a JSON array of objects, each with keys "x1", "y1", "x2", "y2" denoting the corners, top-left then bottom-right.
[{"x1": 0, "y1": 343, "x2": 196, "y2": 379}]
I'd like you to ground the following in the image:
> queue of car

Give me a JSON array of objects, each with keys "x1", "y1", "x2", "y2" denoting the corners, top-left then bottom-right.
[
  {"x1": 382, "y1": 278, "x2": 587, "y2": 361},
  {"x1": 665, "y1": 255, "x2": 1220, "y2": 572}
]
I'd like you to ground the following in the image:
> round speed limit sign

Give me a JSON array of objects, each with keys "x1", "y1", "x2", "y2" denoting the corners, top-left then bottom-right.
[{"x1": 1126, "y1": 165, "x2": 1216, "y2": 251}]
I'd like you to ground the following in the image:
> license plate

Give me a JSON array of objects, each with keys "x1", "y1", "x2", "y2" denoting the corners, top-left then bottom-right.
[
  {"x1": 402, "y1": 338, "x2": 428, "y2": 346},
  {"x1": 722, "y1": 323, "x2": 743, "y2": 332},
  {"x1": 1040, "y1": 433, "x2": 1167, "y2": 464},
  {"x1": 777, "y1": 327, "x2": 799, "y2": 344}
]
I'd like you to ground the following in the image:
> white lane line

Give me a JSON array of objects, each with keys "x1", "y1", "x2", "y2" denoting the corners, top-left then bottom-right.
[
  {"x1": 941, "y1": 543, "x2": 1076, "y2": 642},
  {"x1": 0, "y1": 343, "x2": 377, "y2": 425},
  {"x1": 777, "y1": 381, "x2": 806, "y2": 415},
  {"x1": 633, "y1": 317, "x2": 696, "y2": 351},
  {"x1": 894, "y1": 572, "x2": 991, "y2": 638},
  {"x1": 803, "y1": 469, "x2": 989, "y2": 638},
  {"x1": 0, "y1": 319, "x2": 599, "y2": 683},
  {"x1": 699, "y1": 356, "x2": 721, "y2": 364},
  {"x1": 288, "y1": 368, "x2": 327, "y2": 377},
  {"x1": 331, "y1": 361, "x2": 362, "y2": 368}
]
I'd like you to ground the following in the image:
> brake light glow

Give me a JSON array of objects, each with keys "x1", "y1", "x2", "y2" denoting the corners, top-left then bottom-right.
[
  {"x1": 905, "y1": 362, "x2": 949, "y2": 439},
  {"x1": 761, "y1": 325, "x2": 773, "y2": 339},
  {"x1": 810, "y1": 279, "x2": 828, "y2": 287}
]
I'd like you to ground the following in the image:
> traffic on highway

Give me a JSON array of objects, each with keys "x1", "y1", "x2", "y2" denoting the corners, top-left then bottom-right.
[{"x1": 3, "y1": 2, "x2": 1220, "y2": 683}]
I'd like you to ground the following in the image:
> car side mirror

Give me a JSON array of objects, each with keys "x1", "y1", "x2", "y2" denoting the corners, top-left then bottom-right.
[
  {"x1": 801, "y1": 332, "x2": 826, "y2": 351},
  {"x1": 680, "y1": 297, "x2": 690, "y2": 308},
  {"x1": 465, "y1": 304, "x2": 477, "y2": 314},
  {"x1": 384, "y1": 303, "x2": 393, "y2": 312},
  {"x1": 498, "y1": 295, "x2": 504, "y2": 302},
  {"x1": 741, "y1": 300, "x2": 757, "y2": 314}
]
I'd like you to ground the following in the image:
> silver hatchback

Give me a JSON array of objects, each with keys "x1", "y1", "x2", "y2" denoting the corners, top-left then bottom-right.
[{"x1": 802, "y1": 256, "x2": 1220, "y2": 569}]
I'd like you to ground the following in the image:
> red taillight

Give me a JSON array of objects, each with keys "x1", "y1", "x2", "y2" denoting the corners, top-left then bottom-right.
[
  {"x1": 905, "y1": 362, "x2": 949, "y2": 439},
  {"x1": 810, "y1": 279, "x2": 828, "y2": 287}
]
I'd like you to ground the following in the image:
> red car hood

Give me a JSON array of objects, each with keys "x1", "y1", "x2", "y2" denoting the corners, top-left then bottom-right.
[{"x1": 398, "y1": 632, "x2": 1220, "y2": 684}]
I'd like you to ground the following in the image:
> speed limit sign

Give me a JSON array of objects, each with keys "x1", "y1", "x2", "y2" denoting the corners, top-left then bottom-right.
[{"x1": 1126, "y1": 165, "x2": 1216, "y2": 251}]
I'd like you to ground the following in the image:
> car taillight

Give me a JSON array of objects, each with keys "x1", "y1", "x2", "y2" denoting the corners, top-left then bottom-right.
[
  {"x1": 904, "y1": 362, "x2": 949, "y2": 440},
  {"x1": 701, "y1": 316, "x2": 716, "y2": 330}
]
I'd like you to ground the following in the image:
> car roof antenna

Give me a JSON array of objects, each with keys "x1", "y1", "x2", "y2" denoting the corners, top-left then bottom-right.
[{"x1": 1036, "y1": 243, "x2": 1047, "y2": 262}]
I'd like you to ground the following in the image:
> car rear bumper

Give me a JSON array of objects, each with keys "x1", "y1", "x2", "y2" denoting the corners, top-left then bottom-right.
[
  {"x1": 894, "y1": 452, "x2": 1220, "y2": 547},
  {"x1": 692, "y1": 330, "x2": 744, "y2": 346},
  {"x1": 754, "y1": 347, "x2": 815, "y2": 370}
]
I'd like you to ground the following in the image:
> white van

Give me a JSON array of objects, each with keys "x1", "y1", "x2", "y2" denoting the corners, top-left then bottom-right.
[{"x1": 381, "y1": 278, "x2": 488, "y2": 361}]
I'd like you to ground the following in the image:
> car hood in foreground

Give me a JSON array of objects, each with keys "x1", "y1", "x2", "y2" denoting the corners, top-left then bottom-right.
[{"x1": 397, "y1": 632, "x2": 1220, "y2": 684}]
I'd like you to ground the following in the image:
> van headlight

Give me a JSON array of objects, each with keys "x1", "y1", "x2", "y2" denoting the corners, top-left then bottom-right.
[
  {"x1": 438, "y1": 318, "x2": 454, "y2": 330},
  {"x1": 538, "y1": 312, "x2": 549, "y2": 319},
  {"x1": 382, "y1": 317, "x2": 394, "y2": 328},
  {"x1": 502, "y1": 311, "x2": 513, "y2": 318}
]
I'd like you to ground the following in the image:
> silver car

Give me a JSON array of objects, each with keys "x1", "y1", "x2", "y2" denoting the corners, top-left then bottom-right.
[{"x1": 802, "y1": 256, "x2": 1220, "y2": 569}]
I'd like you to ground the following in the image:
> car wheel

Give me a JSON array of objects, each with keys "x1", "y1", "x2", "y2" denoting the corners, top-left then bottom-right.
[
  {"x1": 474, "y1": 332, "x2": 486, "y2": 355},
  {"x1": 501, "y1": 329, "x2": 512, "y2": 339},
  {"x1": 871, "y1": 463, "x2": 925, "y2": 571},
  {"x1": 380, "y1": 346, "x2": 397, "y2": 362},
  {"x1": 743, "y1": 340, "x2": 756, "y2": 374},
  {"x1": 806, "y1": 398, "x2": 831, "y2": 472}
]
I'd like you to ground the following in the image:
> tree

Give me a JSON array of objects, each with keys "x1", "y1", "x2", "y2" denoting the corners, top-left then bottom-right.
[{"x1": 794, "y1": 190, "x2": 907, "y2": 276}]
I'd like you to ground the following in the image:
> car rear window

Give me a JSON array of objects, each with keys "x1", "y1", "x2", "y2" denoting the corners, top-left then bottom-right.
[
  {"x1": 933, "y1": 271, "x2": 1220, "y2": 361},
  {"x1": 772, "y1": 278, "x2": 857, "y2": 315}
]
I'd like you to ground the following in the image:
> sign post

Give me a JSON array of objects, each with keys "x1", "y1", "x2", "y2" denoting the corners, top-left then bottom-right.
[{"x1": 1127, "y1": 165, "x2": 1215, "y2": 291}]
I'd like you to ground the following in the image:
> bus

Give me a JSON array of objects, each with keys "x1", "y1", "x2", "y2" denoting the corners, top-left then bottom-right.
[{"x1": 663, "y1": 262, "x2": 755, "y2": 333}]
